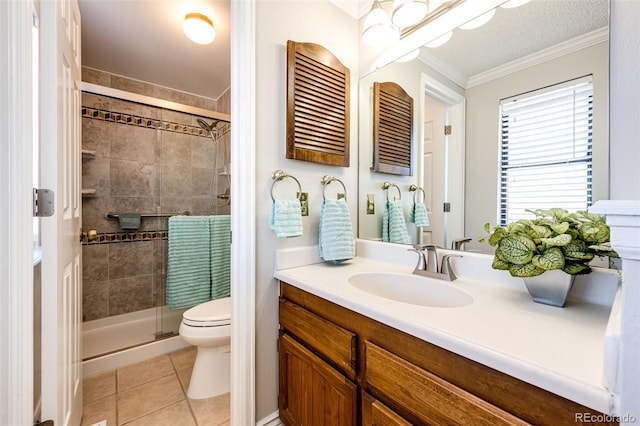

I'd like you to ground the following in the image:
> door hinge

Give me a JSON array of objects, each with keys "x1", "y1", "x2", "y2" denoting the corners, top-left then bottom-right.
[
  {"x1": 33, "y1": 188, "x2": 54, "y2": 217},
  {"x1": 444, "y1": 125, "x2": 452, "y2": 135},
  {"x1": 443, "y1": 202, "x2": 451, "y2": 213}
]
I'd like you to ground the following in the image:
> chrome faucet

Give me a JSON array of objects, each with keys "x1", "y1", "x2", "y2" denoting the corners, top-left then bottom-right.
[
  {"x1": 408, "y1": 245, "x2": 462, "y2": 281},
  {"x1": 451, "y1": 238, "x2": 472, "y2": 251}
]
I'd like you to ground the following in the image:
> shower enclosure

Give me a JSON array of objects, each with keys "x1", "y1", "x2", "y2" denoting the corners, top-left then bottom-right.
[{"x1": 81, "y1": 86, "x2": 231, "y2": 361}]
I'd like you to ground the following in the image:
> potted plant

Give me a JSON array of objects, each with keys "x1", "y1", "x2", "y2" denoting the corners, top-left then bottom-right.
[{"x1": 479, "y1": 208, "x2": 618, "y2": 306}]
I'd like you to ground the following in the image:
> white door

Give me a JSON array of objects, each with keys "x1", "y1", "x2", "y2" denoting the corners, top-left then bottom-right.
[
  {"x1": 40, "y1": 0, "x2": 83, "y2": 424},
  {"x1": 422, "y1": 95, "x2": 446, "y2": 246}
]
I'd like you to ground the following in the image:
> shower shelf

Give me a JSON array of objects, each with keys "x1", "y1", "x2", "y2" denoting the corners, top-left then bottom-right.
[{"x1": 82, "y1": 189, "x2": 97, "y2": 197}]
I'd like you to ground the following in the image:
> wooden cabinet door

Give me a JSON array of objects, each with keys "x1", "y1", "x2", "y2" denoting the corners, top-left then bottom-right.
[{"x1": 279, "y1": 333, "x2": 357, "y2": 426}]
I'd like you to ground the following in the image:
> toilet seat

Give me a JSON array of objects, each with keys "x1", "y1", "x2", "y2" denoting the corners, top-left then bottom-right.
[{"x1": 182, "y1": 297, "x2": 231, "y2": 327}]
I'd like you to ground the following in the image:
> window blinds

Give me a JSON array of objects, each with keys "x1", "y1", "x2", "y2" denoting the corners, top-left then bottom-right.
[{"x1": 499, "y1": 77, "x2": 593, "y2": 225}]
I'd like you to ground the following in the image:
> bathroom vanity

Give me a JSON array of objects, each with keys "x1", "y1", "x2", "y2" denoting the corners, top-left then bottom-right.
[{"x1": 275, "y1": 241, "x2": 620, "y2": 425}]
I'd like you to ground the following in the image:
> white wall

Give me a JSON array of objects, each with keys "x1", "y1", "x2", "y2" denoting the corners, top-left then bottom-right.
[
  {"x1": 254, "y1": 0, "x2": 359, "y2": 418},
  {"x1": 464, "y1": 42, "x2": 609, "y2": 252},
  {"x1": 610, "y1": 0, "x2": 640, "y2": 201}
]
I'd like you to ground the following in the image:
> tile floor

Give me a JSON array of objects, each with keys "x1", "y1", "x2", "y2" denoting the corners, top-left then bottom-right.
[{"x1": 81, "y1": 346, "x2": 229, "y2": 426}]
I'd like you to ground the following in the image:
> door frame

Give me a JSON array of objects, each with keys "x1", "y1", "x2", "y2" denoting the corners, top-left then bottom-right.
[
  {"x1": 0, "y1": 1, "x2": 258, "y2": 424},
  {"x1": 230, "y1": 1, "x2": 256, "y2": 424},
  {"x1": 418, "y1": 73, "x2": 466, "y2": 248},
  {"x1": 0, "y1": 0, "x2": 36, "y2": 424}
]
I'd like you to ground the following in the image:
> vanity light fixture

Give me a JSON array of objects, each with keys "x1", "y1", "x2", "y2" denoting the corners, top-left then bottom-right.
[
  {"x1": 391, "y1": 0, "x2": 430, "y2": 27},
  {"x1": 183, "y1": 12, "x2": 216, "y2": 45},
  {"x1": 362, "y1": 0, "x2": 400, "y2": 46},
  {"x1": 362, "y1": 0, "x2": 430, "y2": 47}
]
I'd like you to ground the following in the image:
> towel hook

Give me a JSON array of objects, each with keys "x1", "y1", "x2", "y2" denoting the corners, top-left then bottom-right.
[
  {"x1": 271, "y1": 170, "x2": 302, "y2": 202},
  {"x1": 382, "y1": 182, "x2": 401, "y2": 201},
  {"x1": 321, "y1": 175, "x2": 347, "y2": 201},
  {"x1": 408, "y1": 184, "x2": 426, "y2": 204}
]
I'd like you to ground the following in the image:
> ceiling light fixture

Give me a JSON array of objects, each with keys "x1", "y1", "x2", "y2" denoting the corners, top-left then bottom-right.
[
  {"x1": 183, "y1": 12, "x2": 216, "y2": 45},
  {"x1": 362, "y1": 0, "x2": 429, "y2": 46}
]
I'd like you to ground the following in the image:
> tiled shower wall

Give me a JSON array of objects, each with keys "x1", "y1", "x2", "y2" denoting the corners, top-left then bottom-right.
[{"x1": 81, "y1": 68, "x2": 230, "y2": 323}]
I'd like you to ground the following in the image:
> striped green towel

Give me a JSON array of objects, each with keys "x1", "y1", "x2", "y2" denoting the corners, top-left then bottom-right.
[
  {"x1": 270, "y1": 199, "x2": 303, "y2": 237},
  {"x1": 410, "y1": 202, "x2": 430, "y2": 227},
  {"x1": 209, "y1": 215, "x2": 231, "y2": 300},
  {"x1": 166, "y1": 216, "x2": 212, "y2": 309},
  {"x1": 382, "y1": 200, "x2": 411, "y2": 244},
  {"x1": 318, "y1": 198, "x2": 355, "y2": 263}
]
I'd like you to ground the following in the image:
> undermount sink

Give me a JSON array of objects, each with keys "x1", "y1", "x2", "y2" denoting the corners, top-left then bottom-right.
[{"x1": 347, "y1": 272, "x2": 473, "y2": 308}]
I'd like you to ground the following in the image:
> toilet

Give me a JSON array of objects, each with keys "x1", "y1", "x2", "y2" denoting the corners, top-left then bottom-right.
[{"x1": 179, "y1": 297, "x2": 231, "y2": 399}]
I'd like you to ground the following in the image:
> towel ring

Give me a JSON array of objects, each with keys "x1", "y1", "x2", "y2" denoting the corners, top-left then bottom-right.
[
  {"x1": 409, "y1": 184, "x2": 426, "y2": 203},
  {"x1": 382, "y1": 182, "x2": 401, "y2": 201},
  {"x1": 321, "y1": 175, "x2": 347, "y2": 201},
  {"x1": 271, "y1": 170, "x2": 302, "y2": 202}
]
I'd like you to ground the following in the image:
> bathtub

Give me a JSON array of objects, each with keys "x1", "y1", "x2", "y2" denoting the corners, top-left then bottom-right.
[{"x1": 82, "y1": 307, "x2": 189, "y2": 377}]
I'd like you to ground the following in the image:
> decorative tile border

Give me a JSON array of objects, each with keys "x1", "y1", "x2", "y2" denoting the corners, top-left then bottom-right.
[
  {"x1": 82, "y1": 106, "x2": 214, "y2": 139},
  {"x1": 82, "y1": 230, "x2": 169, "y2": 245}
]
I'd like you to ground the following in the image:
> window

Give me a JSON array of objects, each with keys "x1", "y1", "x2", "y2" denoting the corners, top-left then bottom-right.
[{"x1": 499, "y1": 77, "x2": 593, "y2": 225}]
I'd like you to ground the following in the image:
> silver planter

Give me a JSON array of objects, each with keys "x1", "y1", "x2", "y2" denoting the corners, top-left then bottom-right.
[{"x1": 523, "y1": 269, "x2": 576, "y2": 307}]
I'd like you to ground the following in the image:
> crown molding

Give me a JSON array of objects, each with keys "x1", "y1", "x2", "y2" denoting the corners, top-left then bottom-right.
[
  {"x1": 417, "y1": 50, "x2": 469, "y2": 89},
  {"x1": 466, "y1": 26, "x2": 609, "y2": 88}
]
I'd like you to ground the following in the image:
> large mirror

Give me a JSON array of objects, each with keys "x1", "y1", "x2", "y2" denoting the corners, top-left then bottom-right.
[{"x1": 358, "y1": 0, "x2": 609, "y2": 252}]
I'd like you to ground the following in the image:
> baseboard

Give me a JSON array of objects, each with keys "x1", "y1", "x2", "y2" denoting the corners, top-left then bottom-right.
[{"x1": 256, "y1": 410, "x2": 282, "y2": 426}]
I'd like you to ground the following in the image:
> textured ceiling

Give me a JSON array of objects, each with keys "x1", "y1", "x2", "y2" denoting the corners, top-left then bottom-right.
[
  {"x1": 78, "y1": 0, "x2": 231, "y2": 100},
  {"x1": 420, "y1": 0, "x2": 609, "y2": 85}
]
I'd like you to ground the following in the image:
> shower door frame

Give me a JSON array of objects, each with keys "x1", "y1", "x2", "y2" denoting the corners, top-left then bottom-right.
[{"x1": 81, "y1": 81, "x2": 231, "y2": 346}]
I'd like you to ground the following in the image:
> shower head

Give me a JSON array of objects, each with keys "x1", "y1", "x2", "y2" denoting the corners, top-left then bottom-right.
[{"x1": 197, "y1": 118, "x2": 219, "y2": 143}]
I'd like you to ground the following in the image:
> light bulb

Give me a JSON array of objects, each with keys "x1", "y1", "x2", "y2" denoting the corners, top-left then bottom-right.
[
  {"x1": 362, "y1": 1, "x2": 400, "y2": 46},
  {"x1": 392, "y1": 0, "x2": 429, "y2": 28}
]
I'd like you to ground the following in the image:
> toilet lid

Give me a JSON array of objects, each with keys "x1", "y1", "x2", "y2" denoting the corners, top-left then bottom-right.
[{"x1": 183, "y1": 297, "x2": 231, "y2": 326}]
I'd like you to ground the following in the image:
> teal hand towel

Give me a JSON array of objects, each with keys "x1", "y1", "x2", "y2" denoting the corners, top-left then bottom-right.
[
  {"x1": 318, "y1": 198, "x2": 355, "y2": 263},
  {"x1": 166, "y1": 216, "x2": 212, "y2": 309},
  {"x1": 270, "y1": 199, "x2": 303, "y2": 237},
  {"x1": 410, "y1": 202, "x2": 430, "y2": 227},
  {"x1": 209, "y1": 215, "x2": 231, "y2": 300},
  {"x1": 382, "y1": 200, "x2": 411, "y2": 244},
  {"x1": 118, "y1": 212, "x2": 141, "y2": 230}
]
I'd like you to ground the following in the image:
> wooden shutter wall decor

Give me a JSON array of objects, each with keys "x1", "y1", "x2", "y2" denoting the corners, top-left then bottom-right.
[
  {"x1": 286, "y1": 40, "x2": 350, "y2": 167},
  {"x1": 372, "y1": 82, "x2": 413, "y2": 176}
]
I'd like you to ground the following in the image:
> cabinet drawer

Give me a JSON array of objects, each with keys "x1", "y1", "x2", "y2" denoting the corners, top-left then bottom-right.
[
  {"x1": 362, "y1": 392, "x2": 412, "y2": 426},
  {"x1": 365, "y1": 341, "x2": 530, "y2": 426},
  {"x1": 279, "y1": 299, "x2": 356, "y2": 377}
]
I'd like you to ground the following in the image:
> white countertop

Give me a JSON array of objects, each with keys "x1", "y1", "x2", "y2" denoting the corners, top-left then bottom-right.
[{"x1": 274, "y1": 243, "x2": 618, "y2": 415}]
